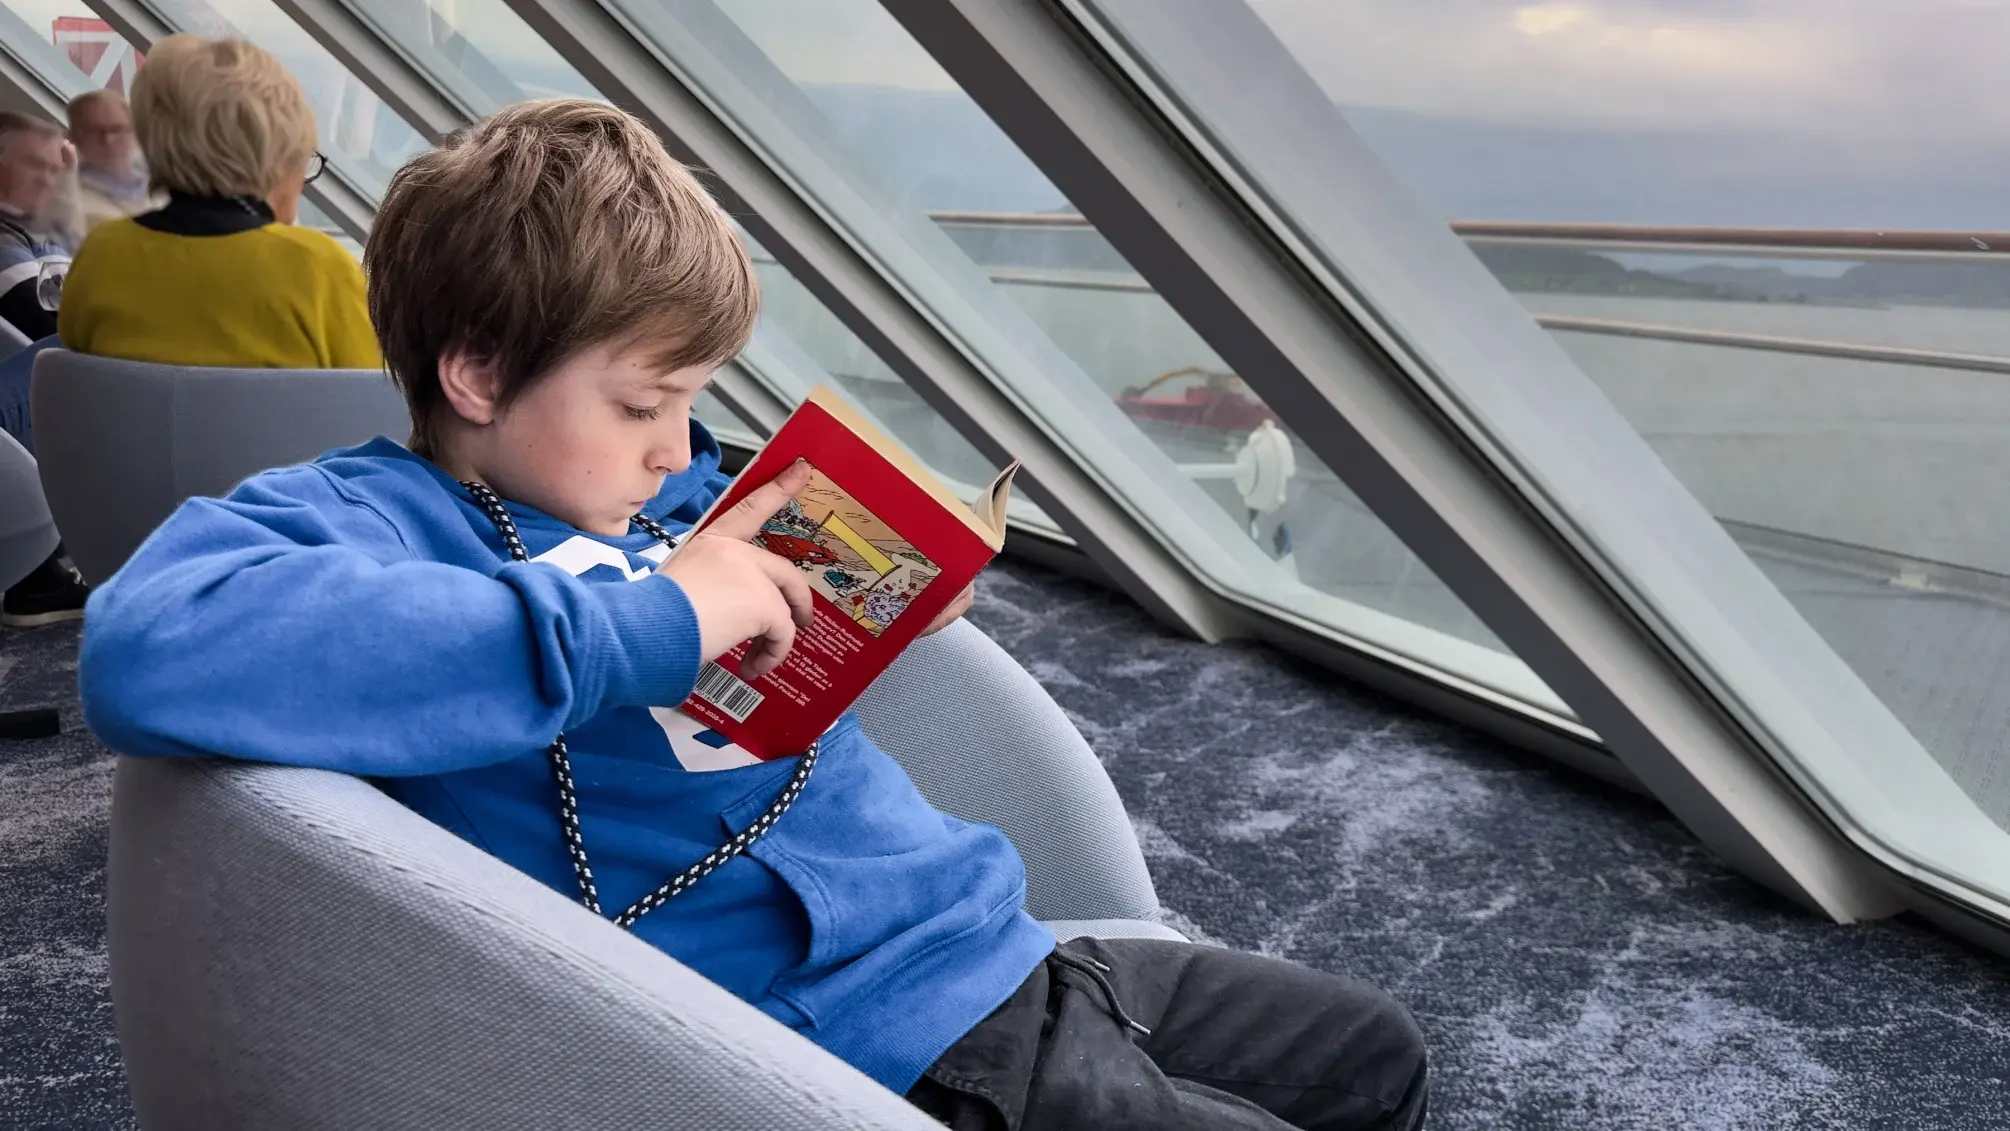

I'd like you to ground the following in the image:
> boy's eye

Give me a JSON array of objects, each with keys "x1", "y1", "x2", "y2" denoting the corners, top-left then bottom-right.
[{"x1": 623, "y1": 404, "x2": 663, "y2": 421}]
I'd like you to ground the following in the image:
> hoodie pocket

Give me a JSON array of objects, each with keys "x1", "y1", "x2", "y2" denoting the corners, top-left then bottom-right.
[{"x1": 718, "y1": 721, "x2": 1029, "y2": 1027}]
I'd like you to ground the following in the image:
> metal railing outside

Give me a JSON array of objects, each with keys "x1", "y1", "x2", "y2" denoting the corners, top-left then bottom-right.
[{"x1": 928, "y1": 210, "x2": 2010, "y2": 373}]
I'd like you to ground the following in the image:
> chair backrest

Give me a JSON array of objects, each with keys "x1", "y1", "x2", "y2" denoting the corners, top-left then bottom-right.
[
  {"x1": 31, "y1": 350, "x2": 407, "y2": 583},
  {"x1": 0, "y1": 427, "x2": 57, "y2": 590},
  {"x1": 109, "y1": 754, "x2": 947, "y2": 1131}
]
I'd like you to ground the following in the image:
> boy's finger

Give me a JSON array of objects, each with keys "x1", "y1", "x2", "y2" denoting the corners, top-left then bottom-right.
[
  {"x1": 922, "y1": 583, "x2": 974, "y2": 637},
  {"x1": 756, "y1": 552, "x2": 816, "y2": 627},
  {"x1": 741, "y1": 618, "x2": 796, "y2": 680},
  {"x1": 708, "y1": 459, "x2": 813, "y2": 542}
]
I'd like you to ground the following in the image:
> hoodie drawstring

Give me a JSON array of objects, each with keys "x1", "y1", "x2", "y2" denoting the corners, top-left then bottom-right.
[{"x1": 1051, "y1": 948, "x2": 1153, "y2": 1038}]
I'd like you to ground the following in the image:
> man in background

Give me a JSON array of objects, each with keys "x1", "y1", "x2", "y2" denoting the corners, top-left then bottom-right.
[
  {"x1": 0, "y1": 111, "x2": 88, "y2": 628},
  {"x1": 68, "y1": 90, "x2": 157, "y2": 233},
  {"x1": 0, "y1": 112, "x2": 74, "y2": 340}
]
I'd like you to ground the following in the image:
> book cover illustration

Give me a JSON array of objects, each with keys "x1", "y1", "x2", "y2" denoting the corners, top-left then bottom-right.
[
  {"x1": 755, "y1": 464, "x2": 941, "y2": 639},
  {"x1": 675, "y1": 386, "x2": 1016, "y2": 762}
]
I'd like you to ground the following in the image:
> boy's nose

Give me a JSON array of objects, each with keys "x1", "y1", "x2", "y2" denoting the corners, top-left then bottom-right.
[{"x1": 648, "y1": 439, "x2": 691, "y2": 476}]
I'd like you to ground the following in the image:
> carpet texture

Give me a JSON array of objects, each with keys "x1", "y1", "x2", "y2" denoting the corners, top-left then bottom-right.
[{"x1": 3, "y1": 558, "x2": 2009, "y2": 1130}]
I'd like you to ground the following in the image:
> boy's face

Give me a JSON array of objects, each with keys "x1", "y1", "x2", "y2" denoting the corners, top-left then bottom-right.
[{"x1": 471, "y1": 340, "x2": 712, "y2": 536}]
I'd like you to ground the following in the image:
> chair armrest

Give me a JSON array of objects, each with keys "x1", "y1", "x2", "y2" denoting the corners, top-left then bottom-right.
[
  {"x1": 108, "y1": 756, "x2": 943, "y2": 1131},
  {"x1": 854, "y1": 619, "x2": 1160, "y2": 923},
  {"x1": 1045, "y1": 919, "x2": 1188, "y2": 943}
]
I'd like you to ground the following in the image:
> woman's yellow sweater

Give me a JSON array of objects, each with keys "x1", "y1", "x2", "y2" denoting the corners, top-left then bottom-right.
[{"x1": 59, "y1": 218, "x2": 380, "y2": 370}]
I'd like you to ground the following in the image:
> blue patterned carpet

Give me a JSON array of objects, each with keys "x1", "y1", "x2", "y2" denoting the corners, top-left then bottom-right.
[{"x1": 4, "y1": 558, "x2": 2009, "y2": 1129}]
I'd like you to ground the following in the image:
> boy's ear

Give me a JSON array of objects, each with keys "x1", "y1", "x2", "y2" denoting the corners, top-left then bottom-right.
[{"x1": 437, "y1": 347, "x2": 504, "y2": 426}]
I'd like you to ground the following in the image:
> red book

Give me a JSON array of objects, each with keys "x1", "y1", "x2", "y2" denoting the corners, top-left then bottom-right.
[{"x1": 676, "y1": 387, "x2": 1017, "y2": 760}]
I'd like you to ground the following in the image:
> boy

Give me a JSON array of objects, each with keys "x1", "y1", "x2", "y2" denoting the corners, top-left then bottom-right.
[{"x1": 80, "y1": 100, "x2": 1426, "y2": 1131}]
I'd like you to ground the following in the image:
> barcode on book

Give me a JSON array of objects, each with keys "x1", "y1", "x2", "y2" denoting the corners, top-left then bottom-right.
[{"x1": 692, "y1": 662, "x2": 765, "y2": 723}]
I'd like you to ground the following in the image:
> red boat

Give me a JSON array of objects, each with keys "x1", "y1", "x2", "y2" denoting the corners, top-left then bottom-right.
[{"x1": 1116, "y1": 367, "x2": 1278, "y2": 433}]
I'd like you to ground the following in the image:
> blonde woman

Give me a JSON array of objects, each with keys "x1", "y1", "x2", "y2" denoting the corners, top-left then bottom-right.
[{"x1": 58, "y1": 34, "x2": 378, "y2": 369}]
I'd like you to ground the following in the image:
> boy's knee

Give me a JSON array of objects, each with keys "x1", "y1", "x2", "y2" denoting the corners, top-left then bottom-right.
[
  {"x1": 1366, "y1": 987, "x2": 1426, "y2": 1073},
  {"x1": 1372, "y1": 998, "x2": 1428, "y2": 1131},
  {"x1": 1316, "y1": 982, "x2": 1427, "y2": 1131}
]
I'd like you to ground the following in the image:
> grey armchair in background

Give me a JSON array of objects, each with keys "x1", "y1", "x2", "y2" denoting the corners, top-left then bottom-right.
[{"x1": 30, "y1": 349, "x2": 407, "y2": 583}]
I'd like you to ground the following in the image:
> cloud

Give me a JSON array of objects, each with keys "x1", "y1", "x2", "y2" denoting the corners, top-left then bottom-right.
[
  {"x1": 709, "y1": 0, "x2": 960, "y2": 91},
  {"x1": 1248, "y1": 0, "x2": 2008, "y2": 135}
]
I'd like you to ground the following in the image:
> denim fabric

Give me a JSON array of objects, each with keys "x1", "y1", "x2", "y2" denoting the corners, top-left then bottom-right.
[{"x1": 0, "y1": 334, "x2": 58, "y2": 456}]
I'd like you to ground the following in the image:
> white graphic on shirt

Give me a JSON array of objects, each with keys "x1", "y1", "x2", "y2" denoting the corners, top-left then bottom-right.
[
  {"x1": 530, "y1": 533, "x2": 759, "y2": 772},
  {"x1": 649, "y1": 707, "x2": 762, "y2": 771},
  {"x1": 529, "y1": 535, "x2": 670, "y2": 582}
]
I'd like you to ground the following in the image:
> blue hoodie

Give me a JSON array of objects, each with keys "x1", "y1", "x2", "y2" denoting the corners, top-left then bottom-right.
[{"x1": 79, "y1": 422, "x2": 1056, "y2": 1092}]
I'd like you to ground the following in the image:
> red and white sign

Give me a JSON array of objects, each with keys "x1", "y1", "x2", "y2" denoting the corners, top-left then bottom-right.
[{"x1": 53, "y1": 17, "x2": 142, "y2": 96}]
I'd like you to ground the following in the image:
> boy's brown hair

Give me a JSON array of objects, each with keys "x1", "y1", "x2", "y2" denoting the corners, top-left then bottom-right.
[{"x1": 365, "y1": 99, "x2": 759, "y2": 457}]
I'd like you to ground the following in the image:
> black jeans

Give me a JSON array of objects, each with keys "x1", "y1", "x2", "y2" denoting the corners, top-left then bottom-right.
[{"x1": 907, "y1": 937, "x2": 1428, "y2": 1131}]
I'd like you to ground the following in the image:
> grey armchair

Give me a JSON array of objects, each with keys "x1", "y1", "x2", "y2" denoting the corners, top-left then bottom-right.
[
  {"x1": 81, "y1": 352, "x2": 1177, "y2": 1128},
  {"x1": 31, "y1": 349, "x2": 408, "y2": 583},
  {"x1": 109, "y1": 621, "x2": 1177, "y2": 1129}
]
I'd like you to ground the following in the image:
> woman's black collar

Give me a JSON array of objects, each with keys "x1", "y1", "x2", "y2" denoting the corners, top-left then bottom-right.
[{"x1": 133, "y1": 192, "x2": 275, "y2": 236}]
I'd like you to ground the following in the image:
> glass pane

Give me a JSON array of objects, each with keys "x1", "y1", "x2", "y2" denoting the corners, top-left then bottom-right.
[
  {"x1": 1248, "y1": 5, "x2": 2010, "y2": 843},
  {"x1": 327, "y1": 0, "x2": 1053, "y2": 525},
  {"x1": 737, "y1": 230, "x2": 1000, "y2": 492},
  {"x1": 694, "y1": 386, "x2": 757, "y2": 445},
  {"x1": 0, "y1": 0, "x2": 361, "y2": 258},
  {"x1": 296, "y1": 197, "x2": 355, "y2": 253},
  {"x1": 345, "y1": 0, "x2": 597, "y2": 101},
  {"x1": 142, "y1": 0, "x2": 428, "y2": 187},
  {"x1": 612, "y1": 0, "x2": 1560, "y2": 715}
]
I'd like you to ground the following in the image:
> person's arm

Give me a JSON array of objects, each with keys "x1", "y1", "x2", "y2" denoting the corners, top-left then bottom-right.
[
  {"x1": 48, "y1": 149, "x2": 84, "y2": 251},
  {"x1": 80, "y1": 465, "x2": 705, "y2": 776}
]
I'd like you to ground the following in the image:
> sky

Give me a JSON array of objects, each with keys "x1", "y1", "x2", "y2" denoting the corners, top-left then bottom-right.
[
  {"x1": 1235, "y1": 0, "x2": 2010, "y2": 225},
  {"x1": 720, "y1": 0, "x2": 2010, "y2": 227},
  {"x1": 1248, "y1": 0, "x2": 2010, "y2": 135},
  {"x1": 5, "y1": 0, "x2": 2008, "y2": 227}
]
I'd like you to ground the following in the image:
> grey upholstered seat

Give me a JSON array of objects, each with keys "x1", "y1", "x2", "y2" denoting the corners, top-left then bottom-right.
[
  {"x1": 30, "y1": 349, "x2": 408, "y2": 583},
  {"x1": 76, "y1": 351, "x2": 1178, "y2": 1127},
  {"x1": 0, "y1": 427, "x2": 57, "y2": 591}
]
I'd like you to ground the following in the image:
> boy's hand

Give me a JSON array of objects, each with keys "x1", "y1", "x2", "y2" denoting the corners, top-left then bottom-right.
[
  {"x1": 657, "y1": 460, "x2": 816, "y2": 680},
  {"x1": 920, "y1": 583, "x2": 974, "y2": 637}
]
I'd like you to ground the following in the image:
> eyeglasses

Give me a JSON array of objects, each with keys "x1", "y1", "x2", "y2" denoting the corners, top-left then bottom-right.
[{"x1": 304, "y1": 151, "x2": 325, "y2": 184}]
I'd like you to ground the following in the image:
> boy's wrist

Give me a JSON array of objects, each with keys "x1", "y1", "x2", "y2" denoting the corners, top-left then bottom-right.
[{"x1": 591, "y1": 573, "x2": 706, "y2": 709}]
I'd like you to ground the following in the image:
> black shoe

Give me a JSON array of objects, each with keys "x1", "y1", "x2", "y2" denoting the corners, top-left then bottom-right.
[{"x1": 3, "y1": 553, "x2": 88, "y2": 628}]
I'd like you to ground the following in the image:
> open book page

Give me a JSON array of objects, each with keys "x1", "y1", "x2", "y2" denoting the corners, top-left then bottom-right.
[{"x1": 974, "y1": 462, "x2": 1021, "y2": 545}]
